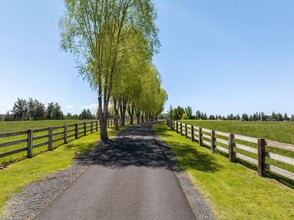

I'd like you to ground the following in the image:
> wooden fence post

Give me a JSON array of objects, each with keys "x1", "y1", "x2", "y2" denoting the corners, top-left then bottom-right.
[
  {"x1": 185, "y1": 124, "x2": 188, "y2": 138},
  {"x1": 75, "y1": 124, "x2": 78, "y2": 139},
  {"x1": 211, "y1": 130, "x2": 216, "y2": 153},
  {"x1": 180, "y1": 123, "x2": 183, "y2": 135},
  {"x1": 84, "y1": 122, "x2": 87, "y2": 136},
  {"x1": 191, "y1": 125, "x2": 194, "y2": 141},
  {"x1": 171, "y1": 120, "x2": 173, "y2": 130},
  {"x1": 258, "y1": 139, "x2": 266, "y2": 177},
  {"x1": 64, "y1": 125, "x2": 68, "y2": 144},
  {"x1": 176, "y1": 122, "x2": 179, "y2": 133},
  {"x1": 27, "y1": 129, "x2": 33, "y2": 158},
  {"x1": 96, "y1": 121, "x2": 98, "y2": 132},
  {"x1": 48, "y1": 127, "x2": 53, "y2": 151},
  {"x1": 91, "y1": 121, "x2": 93, "y2": 133},
  {"x1": 199, "y1": 127, "x2": 203, "y2": 146},
  {"x1": 229, "y1": 133, "x2": 235, "y2": 162}
]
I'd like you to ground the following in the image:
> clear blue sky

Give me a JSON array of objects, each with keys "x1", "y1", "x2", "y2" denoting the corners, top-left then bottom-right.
[{"x1": 1, "y1": 1, "x2": 294, "y2": 116}]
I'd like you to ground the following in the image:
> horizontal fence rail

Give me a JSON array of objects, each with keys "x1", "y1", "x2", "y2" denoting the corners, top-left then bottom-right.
[
  {"x1": 167, "y1": 119, "x2": 294, "y2": 183},
  {"x1": 0, "y1": 119, "x2": 114, "y2": 165}
]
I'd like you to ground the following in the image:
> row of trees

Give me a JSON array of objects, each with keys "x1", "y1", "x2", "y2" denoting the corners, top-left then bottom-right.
[
  {"x1": 60, "y1": 0, "x2": 167, "y2": 141},
  {"x1": 1, "y1": 98, "x2": 97, "y2": 121},
  {"x1": 3, "y1": 98, "x2": 64, "y2": 121},
  {"x1": 170, "y1": 106, "x2": 294, "y2": 121}
]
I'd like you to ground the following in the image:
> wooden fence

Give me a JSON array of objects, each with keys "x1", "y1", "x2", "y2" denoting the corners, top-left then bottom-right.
[
  {"x1": 0, "y1": 119, "x2": 114, "y2": 164},
  {"x1": 167, "y1": 120, "x2": 294, "y2": 182}
]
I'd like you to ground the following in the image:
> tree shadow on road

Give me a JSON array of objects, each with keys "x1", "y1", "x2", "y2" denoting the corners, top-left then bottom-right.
[
  {"x1": 77, "y1": 136, "x2": 173, "y2": 170},
  {"x1": 76, "y1": 123, "x2": 222, "y2": 174}
]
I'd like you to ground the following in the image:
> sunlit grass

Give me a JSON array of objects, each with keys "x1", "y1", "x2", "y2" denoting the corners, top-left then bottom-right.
[
  {"x1": 180, "y1": 120, "x2": 294, "y2": 144},
  {"x1": 0, "y1": 127, "x2": 121, "y2": 215},
  {"x1": 154, "y1": 122, "x2": 294, "y2": 220}
]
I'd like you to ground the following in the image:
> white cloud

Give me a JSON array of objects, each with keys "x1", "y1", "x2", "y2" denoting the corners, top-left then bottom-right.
[
  {"x1": 66, "y1": 105, "x2": 74, "y2": 109},
  {"x1": 81, "y1": 103, "x2": 98, "y2": 109}
]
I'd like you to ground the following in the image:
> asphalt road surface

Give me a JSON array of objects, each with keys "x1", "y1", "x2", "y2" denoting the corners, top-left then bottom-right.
[{"x1": 35, "y1": 123, "x2": 196, "y2": 220}]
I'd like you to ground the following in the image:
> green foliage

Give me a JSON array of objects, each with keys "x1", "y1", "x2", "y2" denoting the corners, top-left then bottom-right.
[
  {"x1": 79, "y1": 109, "x2": 94, "y2": 120},
  {"x1": 154, "y1": 122, "x2": 294, "y2": 220},
  {"x1": 184, "y1": 106, "x2": 193, "y2": 119},
  {"x1": 172, "y1": 106, "x2": 184, "y2": 120},
  {"x1": 60, "y1": 0, "x2": 164, "y2": 140},
  {"x1": 45, "y1": 102, "x2": 64, "y2": 120},
  {"x1": 8, "y1": 98, "x2": 64, "y2": 121}
]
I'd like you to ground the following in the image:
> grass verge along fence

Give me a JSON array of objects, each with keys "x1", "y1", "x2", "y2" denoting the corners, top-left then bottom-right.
[
  {"x1": 167, "y1": 120, "x2": 294, "y2": 184},
  {"x1": 0, "y1": 119, "x2": 114, "y2": 165}
]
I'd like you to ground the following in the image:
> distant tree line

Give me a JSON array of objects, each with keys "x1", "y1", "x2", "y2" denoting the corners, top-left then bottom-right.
[
  {"x1": 0, "y1": 98, "x2": 97, "y2": 121},
  {"x1": 169, "y1": 106, "x2": 294, "y2": 122}
]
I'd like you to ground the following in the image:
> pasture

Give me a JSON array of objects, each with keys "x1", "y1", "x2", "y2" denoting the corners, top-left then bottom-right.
[
  {"x1": 0, "y1": 120, "x2": 100, "y2": 165},
  {"x1": 180, "y1": 120, "x2": 294, "y2": 144},
  {"x1": 0, "y1": 120, "x2": 84, "y2": 133}
]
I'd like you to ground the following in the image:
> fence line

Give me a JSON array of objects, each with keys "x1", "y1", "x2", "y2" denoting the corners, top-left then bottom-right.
[
  {"x1": 167, "y1": 119, "x2": 294, "y2": 182},
  {"x1": 0, "y1": 119, "x2": 115, "y2": 164}
]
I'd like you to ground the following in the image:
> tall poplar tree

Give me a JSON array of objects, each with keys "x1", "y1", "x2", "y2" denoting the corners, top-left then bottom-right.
[{"x1": 60, "y1": 0, "x2": 160, "y2": 141}]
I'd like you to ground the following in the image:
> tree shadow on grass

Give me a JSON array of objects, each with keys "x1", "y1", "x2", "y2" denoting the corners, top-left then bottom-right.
[{"x1": 168, "y1": 141, "x2": 223, "y2": 173}]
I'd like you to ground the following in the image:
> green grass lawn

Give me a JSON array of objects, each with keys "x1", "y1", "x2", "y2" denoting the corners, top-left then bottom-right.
[
  {"x1": 0, "y1": 127, "x2": 121, "y2": 216},
  {"x1": 154, "y1": 122, "x2": 294, "y2": 220},
  {"x1": 0, "y1": 120, "x2": 99, "y2": 165},
  {"x1": 178, "y1": 120, "x2": 294, "y2": 175},
  {"x1": 0, "y1": 120, "x2": 90, "y2": 133},
  {"x1": 180, "y1": 120, "x2": 294, "y2": 144}
]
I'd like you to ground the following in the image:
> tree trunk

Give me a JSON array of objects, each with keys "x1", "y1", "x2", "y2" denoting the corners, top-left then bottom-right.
[
  {"x1": 113, "y1": 98, "x2": 119, "y2": 130},
  {"x1": 100, "y1": 115, "x2": 108, "y2": 141},
  {"x1": 137, "y1": 114, "x2": 140, "y2": 124},
  {"x1": 118, "y1": 99, "x2": 127, "y2": 126},
  {"x1": 127, "y1": 104, "x2": 135, "y2": 125},
  {"x1": 141, "y1": 111, "x2": 144, "y2": 123}
]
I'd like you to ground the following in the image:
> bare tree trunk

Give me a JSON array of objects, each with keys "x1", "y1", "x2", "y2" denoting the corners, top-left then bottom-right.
[
  {"x1": 127, "y1": 104, "x2": 135, "y2": 125},
  {"x1": 113, "y1": 98, "x2": 119, "y2": 130},
  {"x1": 100, "y1": 94, "x2": 109, "y2": 141},
  {"x1": 98, "y1": 92, "x2": 108, "y2": 141},
  {"x1": 118, "y1": 98, "x2": 127, "y2": 126},
  {"x1": 141, "y1": 111, "x2": 144, "y2": 123},
  {"x1": 135, "y1": 109, "x2": 140, "y2": 124}
]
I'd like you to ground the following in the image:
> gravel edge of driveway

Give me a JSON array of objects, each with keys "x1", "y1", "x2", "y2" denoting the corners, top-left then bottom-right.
[
  {"x1": 1, "y1": 161, "x2": 89, "y2": 220},
  {"x1": 2, "y1": 123, "x2": 214, "y2": 220},
  {"x1": 154, "y1": 134, "x2": 215, "y2": 220}
]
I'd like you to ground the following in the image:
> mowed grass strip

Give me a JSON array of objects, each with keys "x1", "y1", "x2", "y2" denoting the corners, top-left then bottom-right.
[
  {"x1": 154, "y1": 122, "x2": 294, "y2": 220},
  {"x1": 0, "y1": 127, "x2": 121, "y2": 215}
]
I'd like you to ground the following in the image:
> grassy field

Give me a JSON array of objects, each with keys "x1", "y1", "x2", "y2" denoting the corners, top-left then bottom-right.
[
  {"x1": 179, "y1": 120, "x2": 294, "y2": 175},
  {"x1": 0, "y1": 120, "x2": 89, "y2": 133},
  {"x1": 180, "y1": 120, "x2": 294, "y2": 144},
  {"x1": 0, "y1": 126, "x2": 121, "y2": 216},
  {"x1": 0, "y1": 120, "x2": 100, "y2": 165},
  {"x1": 154, "y1": 122, "x2": 294, "y2": 220}
]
